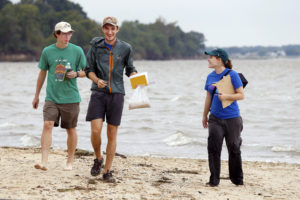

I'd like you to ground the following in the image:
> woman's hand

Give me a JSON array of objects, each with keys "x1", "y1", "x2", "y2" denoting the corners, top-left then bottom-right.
[
  {"x1": 218, "y1": 86, "x2": 245, "y2": 102},
  {"x1": 202, "y1": 115, "x2": 208, "y2": 128},
  {"x1": 218, "y1": 93, "x2": 229, "y2": 102},
  {"x1": 202, "y1": 91, "x2": 211, "y2": 129}
]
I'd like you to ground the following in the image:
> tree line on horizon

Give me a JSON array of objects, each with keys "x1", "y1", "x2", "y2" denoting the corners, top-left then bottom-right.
[
  {"x1": 220, "y1": 45, "x2": 300, "y2": 58},
  {"x1": 1, "y1": 0, "x2": 300, "y2": 61},
  {"x1": 0, "y1": 0, "x2": 205, "y2": 61}
]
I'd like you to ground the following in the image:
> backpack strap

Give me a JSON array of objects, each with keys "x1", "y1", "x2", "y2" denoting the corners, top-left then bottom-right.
[{"x1": 223, "y1": 69, "x2": 232, "y2": 76}]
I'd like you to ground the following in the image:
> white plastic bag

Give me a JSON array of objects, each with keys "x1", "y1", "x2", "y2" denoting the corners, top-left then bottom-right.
[{"x1": 128, "y1": 85, "x2": 150, "y2": 110}]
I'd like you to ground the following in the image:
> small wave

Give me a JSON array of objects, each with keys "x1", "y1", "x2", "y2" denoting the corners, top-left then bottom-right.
[
  {"x1": 170, "y1": 96, "x2": 181, "y2": 102},
  {"x1": 20, "y1": 135, "x2": 40, "y2": 147},
  {"x1": 243, "y1": 143, "x2": 265, "y2": 147},
  {"x1": 0, "y1": 122, "x2": 17, "y2": 128},
  {"x1": 138, "y1": 126, "x2": 155, "y2": 131},
  {"x1": 163, "y1": 131, "x2": 197, "y2": 146},
  {"x1": 271, "y1": 145, "x2": 299, "y2": 153},
  {"x1": 0, "y1": 123, "x2": 35, "y2": 130},
  {"x1": 170, "y1": 95, "x2": 196, "y2": 102}
]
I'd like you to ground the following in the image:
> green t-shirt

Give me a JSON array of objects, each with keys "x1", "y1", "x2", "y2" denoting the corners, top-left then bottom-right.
[{"x1": 38, "y1": 43, "x2": 86, "y2": 104}]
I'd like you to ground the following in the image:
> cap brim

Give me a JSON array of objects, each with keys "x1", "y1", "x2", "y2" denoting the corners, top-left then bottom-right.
[
  {"x1": 59, "y1": 28, "x2": 74, "y2": 33},
  {"x1": 102, "y1": 22, "x2": 118, "y2": 27},
  {"x1": 205, "y1": 51, "x2": 217, "y2": 56}
]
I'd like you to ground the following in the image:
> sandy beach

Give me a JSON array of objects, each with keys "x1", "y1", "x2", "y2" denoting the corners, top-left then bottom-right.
[{"x1": 0, "y1": 147, "x2": 299, "y2": 200}]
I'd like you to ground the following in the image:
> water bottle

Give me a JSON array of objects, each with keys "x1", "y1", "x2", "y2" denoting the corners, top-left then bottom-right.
[{"x1": 64, "y1": 62, "x2": 73, "y2": 81}]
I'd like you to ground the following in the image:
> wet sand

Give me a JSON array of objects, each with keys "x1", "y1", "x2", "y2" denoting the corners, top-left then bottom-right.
[{"x1": 0, "y1": 147, "x2": 299, "y2": 200}]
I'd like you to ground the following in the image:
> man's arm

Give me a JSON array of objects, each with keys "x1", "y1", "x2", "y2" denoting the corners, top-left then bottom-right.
[
  {"x1": 125, "y1": 45, "x2": 138, "y2": 77},
  {"x1": 32, "y1": 70, "x2": 47, "y2": 109},
  {"x1": 66, "y1": 47, "x2": 87, "y2": 79},
  {"x1": 76, "y1": 47, "x2": 87, "y2": 78},
  {"x1": 84, "y1": 45, "x2": 107, "y2": 88},
  {"x1": 85, "y1": 45, "x2": 96, "y2": 79},
  {"x1": 88, "y1": 71, "x2": 107, "y2": 88},
  {"x1": 77, "y1": 69, "x2": 86, "y2": 78},
  {"x1": 66, "y1": 69, "x2": 86, "y2": 78}
]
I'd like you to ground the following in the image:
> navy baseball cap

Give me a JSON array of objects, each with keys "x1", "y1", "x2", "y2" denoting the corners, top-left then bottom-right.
[{"x1": 205, "y1": 48, "x2": 229, "y2": 64}]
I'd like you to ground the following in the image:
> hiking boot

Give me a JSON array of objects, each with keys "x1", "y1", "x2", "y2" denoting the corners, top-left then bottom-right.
[
  {"x1": 90, "y1": 158, "x2": 103, "y2": 176},
  {"x1": 103, "y1": 170, "x2": 116, "y2": 183}
]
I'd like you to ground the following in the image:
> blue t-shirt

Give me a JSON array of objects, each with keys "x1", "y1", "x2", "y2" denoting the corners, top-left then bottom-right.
[
  {"x1": 104, "y1": 41, "x2": 113, "y2": 50},
  {"x1": 204, "y1": 68, "x2": 243, "y2": 119}
]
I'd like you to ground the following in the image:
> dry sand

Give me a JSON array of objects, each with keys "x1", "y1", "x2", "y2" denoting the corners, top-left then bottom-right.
[{"x1": 0, "y1": 147, "x2": 299, "y2": 200}]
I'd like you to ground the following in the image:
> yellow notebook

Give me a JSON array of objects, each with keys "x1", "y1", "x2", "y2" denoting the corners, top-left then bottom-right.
[{"x1": 130, "y1": 72, "x2": 149, "y2": 89}]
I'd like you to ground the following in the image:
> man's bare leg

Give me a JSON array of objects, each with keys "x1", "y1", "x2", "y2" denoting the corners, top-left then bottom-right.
[
  {"x1": 34, "y1": 121, "x2": 54, "y2": 171},
  {"x1": 91, "y1": 119, "x2": 104, "y2": 160},
  {"x1": 90, "y1": 119, "x2": 104, "y2": 176},
  {"x1": 103, "y1": 124, "x2": 118, "y2": 173},
  {"x1": 64, "y1": 128, "x2": 78, "y2": 171}
]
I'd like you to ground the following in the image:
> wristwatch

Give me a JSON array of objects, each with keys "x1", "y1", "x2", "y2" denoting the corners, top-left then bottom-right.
[{"x1": 76, "y1": 71, "x2": 80, "y2": 78}]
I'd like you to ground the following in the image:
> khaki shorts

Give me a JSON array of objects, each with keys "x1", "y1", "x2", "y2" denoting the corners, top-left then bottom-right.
[{"x1": 43, "y1": 101, "x2": 80, "y2": 129}]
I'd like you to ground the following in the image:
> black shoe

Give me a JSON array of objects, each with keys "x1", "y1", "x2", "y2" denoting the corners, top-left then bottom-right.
[
  {"x1": 205, "y1": 182, "x2": 218, "y2": 187},
  {"x1": 233, "y1": 181, "x2": 244, "y2": 186},
  {"x1": 90, "y1": 158, "x2": 103, "y2": 176},
  {"x1": 103, "y1": 170, "x2": 116, "y2": 183}
]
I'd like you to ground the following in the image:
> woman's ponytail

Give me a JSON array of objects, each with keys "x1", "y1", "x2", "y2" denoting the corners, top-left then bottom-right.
[{"x1": 225, "y1": 59, "x2": 232, "y2": 69}]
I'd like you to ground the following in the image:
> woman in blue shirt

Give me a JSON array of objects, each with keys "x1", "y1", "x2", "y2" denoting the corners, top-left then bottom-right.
[{"x1": 202, "y1": 48, "x2": 245, "y2": 187}]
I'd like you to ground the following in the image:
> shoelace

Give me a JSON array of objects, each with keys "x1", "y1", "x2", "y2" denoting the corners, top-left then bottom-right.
[{"x1": 93, "y1": 159, "x2": 101, "y2": 168}]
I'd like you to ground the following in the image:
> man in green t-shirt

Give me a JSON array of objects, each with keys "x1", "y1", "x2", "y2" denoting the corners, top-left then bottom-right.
[{"x1": 32, "y1": 21, "x2": 86, "y2": 171}]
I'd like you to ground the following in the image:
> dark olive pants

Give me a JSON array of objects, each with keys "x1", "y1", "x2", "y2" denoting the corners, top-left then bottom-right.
[{"x1": 207, "y1": 114, "x2": 244, "y2": 186}]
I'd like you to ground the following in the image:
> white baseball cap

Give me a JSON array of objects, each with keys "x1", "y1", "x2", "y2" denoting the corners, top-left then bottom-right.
[{"x1": 54, "y1": 22, "x2": 74, "y2": 33}]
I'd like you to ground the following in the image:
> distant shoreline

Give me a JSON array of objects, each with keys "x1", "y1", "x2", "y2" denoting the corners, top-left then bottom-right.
[
  {"x1": 0, "y1": 53, "x2": 38, "y2": 62},
  {"x1": 0, "y1": 54, "x2": 299, "y2": 62}
]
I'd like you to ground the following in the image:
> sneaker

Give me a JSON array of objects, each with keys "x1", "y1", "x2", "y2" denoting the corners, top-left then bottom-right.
[
  {"x1": 103, "y1": 170, "x2": 116, "y2": 183},
  {"x1": 90, "y1": 158, "x2": 103, "y2": 176}
]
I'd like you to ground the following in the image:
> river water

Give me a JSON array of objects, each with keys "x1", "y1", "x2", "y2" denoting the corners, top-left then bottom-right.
[{"x1": 0, "y1": 58, "x2": 300, "y2": 163}]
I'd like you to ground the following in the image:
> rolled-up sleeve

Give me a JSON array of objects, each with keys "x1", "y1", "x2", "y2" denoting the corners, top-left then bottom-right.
[
  {"x1": 125, "y1": 45, "x2": 137, "y2": 77},
  {"x1": 85, "y1": 46, "x2": 96, "y2": 79}
]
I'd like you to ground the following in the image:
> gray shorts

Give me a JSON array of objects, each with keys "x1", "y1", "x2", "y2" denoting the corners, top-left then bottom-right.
[
  {"x1": 86, "y1": 90, "x2": 124, "y2": 126},
  {"x1": 43, "y1": 101, "x2": 80, "y2": 129}
]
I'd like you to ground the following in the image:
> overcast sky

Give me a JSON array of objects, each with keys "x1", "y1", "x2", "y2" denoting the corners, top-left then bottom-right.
[{"x1": 11, "y1": 0, "x2": 300, "y2": 47}]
